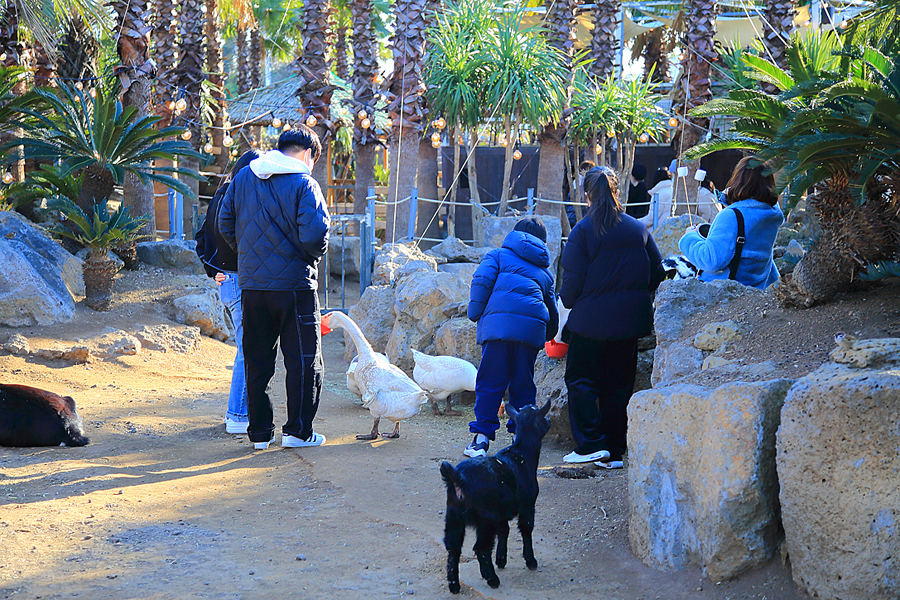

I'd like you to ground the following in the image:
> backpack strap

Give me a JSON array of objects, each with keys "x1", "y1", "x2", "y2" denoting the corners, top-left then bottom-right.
[{"x1": 728, "y1": 208, "x2": 745, "y2": 280}]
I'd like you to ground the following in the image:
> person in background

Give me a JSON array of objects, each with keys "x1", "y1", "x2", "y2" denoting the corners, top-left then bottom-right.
[
  {"x1": 560, "y1": 166, "x2": 665, "y2": 469},
  {"x1": 218, "y1": 126, "x2": 331, "y2": 451},
  {"x1": 464, "y1": 217, "x2": 558, "y2": 458},
  {"x1": 564, "y1": 160, "x2": 595, "y2": 227},
  {"x1": 625, "y1": 163, "x2": 650, "y2": 219},
  {"x1": 195, "y1": 149, "x2": 259, "y2": 434},
  {"x1": 641, "y1": 167, "x2": 673, "y2": 230},
  {"x1": 679, "y1": 156, "x2": 783, "y2": 289}
]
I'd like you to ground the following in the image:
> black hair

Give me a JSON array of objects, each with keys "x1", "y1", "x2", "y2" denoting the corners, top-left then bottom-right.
[
  {"x1": 226, "y1": 149, "x2": 259, "y2": 182},
  {"x1": 278, "y1": 124, "x2": 322, "y2": 162},
  {"x1": 650, "y1": 168, "x2": 671, "y2": 188},
  {"x1": 513, "y1": 216, "x2": 547, "y2": 242},
  {"x1": 631, "y1": 163, "x2": 647, "y2": 181},
  {"x1": 583, "y1": 166, "x2": 622, "y2": 236}
]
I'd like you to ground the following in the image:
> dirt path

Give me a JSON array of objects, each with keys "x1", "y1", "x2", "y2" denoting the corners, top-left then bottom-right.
[{"x1": 1, "y1": 268, "x2": 807, "y2": 600}]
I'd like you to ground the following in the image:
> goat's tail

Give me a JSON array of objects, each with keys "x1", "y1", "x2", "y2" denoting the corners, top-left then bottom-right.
[{"x1": 440, "y1": 461, "x2": 466, "y2": 502}]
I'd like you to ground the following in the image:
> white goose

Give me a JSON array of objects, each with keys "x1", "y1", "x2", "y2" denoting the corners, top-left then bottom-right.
[
  {"x1": 322, "y1": 311, "x2": 428, "y2": 439},
  {"x1": 411, "y1": 349, "x2": 477, "y2": 416}
]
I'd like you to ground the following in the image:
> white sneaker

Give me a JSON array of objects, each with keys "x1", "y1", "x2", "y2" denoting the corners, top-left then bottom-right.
[
  {"x1": 563, "y1": 449, "x2": 610, "y2": 464},
  {"x1": 596, "y1": 460, "x2": 624, "y2": 469},
  {"x1": 225, "y1": 417, "x2": 249, "y2": 434},
  {"x1": 253, "y1": 436, "x2": 274, "y2": 450},
  {"x1": 282, "y1": 431, "x2": 326, "y2": 448}
]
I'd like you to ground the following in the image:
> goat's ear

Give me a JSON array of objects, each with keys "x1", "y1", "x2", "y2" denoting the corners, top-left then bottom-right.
[
  {"x1": 505, "y1": 403, "x2": 518, "y2": 420},
  {"x1": 538, "y1": 400, "x2": 551, "y2": 417}
]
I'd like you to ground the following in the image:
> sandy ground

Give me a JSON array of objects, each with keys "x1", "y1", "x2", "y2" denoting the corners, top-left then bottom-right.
[{"x1": 0, "y1": 266, "x2": 810, "y2": 600}]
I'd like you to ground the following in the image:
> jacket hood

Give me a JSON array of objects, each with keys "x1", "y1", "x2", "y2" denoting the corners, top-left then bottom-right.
[
  {"x1": 502, "y1": 230, "x2": 550, "y2": 268},
  {"x1": 250, "y1": 150, "x2": 311, "y2": 180}
]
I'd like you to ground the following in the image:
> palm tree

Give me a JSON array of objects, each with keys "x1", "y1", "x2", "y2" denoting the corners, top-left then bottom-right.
[
  {"x1": 590, "y1": 0, "x2": 620, "y2": 80},
  {"x1": 203, "y1": 0, "x2": 230, "y2": 171},
  {"x1": 671, "y1": 0, "x2": 718, "y2": 213},
  {"x1": 637, "y1": 26, "x2": 672, "y2": 83},
  {"x1": 762, "y1": 0, "x2": 795, "y2": 71},
  {"x1": 384, "y1": 0, "x2": 428, "y2": 242},
  {"x1": 296, "y1": 0, "x2": 335, "y2": 188},
  {"x1": 351, "y1": 0, "x2": 378, "y2": 215},
  {"x1": 333, "y1": 0, "x2": 350, "y2": 80},
  {"x1": 152, "y1": 0, "x2": 179, "y2": 123}
]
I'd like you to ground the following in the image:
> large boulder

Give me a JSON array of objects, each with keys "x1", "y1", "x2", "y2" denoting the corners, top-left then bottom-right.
[
  {"x1": 137, "y1": 239, "x2": 205, "y2": 274},
  {"x1": 372, "y1": 242, "x2": 439, "y2": 285},
  {"x1": 386, "y1": 270, "x2": 470, "y2": 372},
  {"x1": 426, "y1": 236, "x2": 490, "y2": 263},
  {"x1": 777, "y1": 340, "x2": 900, "y2": 600},
  {"x1": 652, "y1": 214, "x2": 707, "y2": 259},
  {"x1": 479, "y1": 215, "x2": 562, "y2": 273},
  {"x1": 173, "y1": 289, "x2": 232, "y2": 341},
  {"x1": 0, "y1": 212, "x2": 80, "y2": 326},
  {"x1": 628, "y1": 379, "x2": 794, "y2": 582},
  {"x1": 327, "y1": 234, "x2": 361, "y2": 279},
  {"x1": 437, "y1": 262, "x2": 479, "y2": 283},
  {"x1": 433, "y1": 317, "x2": 480, "y2": 367},
  {"x1": 344, "y1": 284, "x2": 395, "y2": 359}
]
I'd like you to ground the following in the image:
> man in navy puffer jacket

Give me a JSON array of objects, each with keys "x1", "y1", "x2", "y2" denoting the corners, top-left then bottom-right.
[
  {"x1": 464, "y1": 217, "x2": 558, "y2": 458},
  {"x1": 218, "y1": 126, "x2": 330, "y2": 451}
]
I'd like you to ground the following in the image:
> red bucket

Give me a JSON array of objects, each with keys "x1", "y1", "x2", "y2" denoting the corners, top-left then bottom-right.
[{"x1": 545, "y1": 340, "x2": 568, "y2": 359}]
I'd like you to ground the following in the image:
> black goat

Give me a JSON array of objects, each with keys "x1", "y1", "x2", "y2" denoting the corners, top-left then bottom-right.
[
  {"x1": 0, "y1": 383, "x2": 89, "y2": 447},
  {"x1": 440, "y1": 401, "x2": 551, "y2": 593}
]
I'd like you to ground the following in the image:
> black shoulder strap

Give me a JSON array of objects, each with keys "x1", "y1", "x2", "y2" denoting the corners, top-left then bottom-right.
[{"x1": 728, "y1": 208, "x2": 745, "y2": 280}]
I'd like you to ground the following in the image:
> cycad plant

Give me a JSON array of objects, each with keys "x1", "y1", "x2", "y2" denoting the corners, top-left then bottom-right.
[
  {"x1": 686, "y1": 23, "x2": 900, "y2": 305},
  {"x1": 2, "y1": 83, "x2": 201, "y2": 214}
]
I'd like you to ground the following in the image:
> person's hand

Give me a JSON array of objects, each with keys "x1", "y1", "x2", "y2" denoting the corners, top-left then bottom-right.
[
  {"x1": 685, "y1": 225, "x2": 699, "y2": 234},
  {"x1": 214, "y1": 272, "x2": 227, "y2": 284}
]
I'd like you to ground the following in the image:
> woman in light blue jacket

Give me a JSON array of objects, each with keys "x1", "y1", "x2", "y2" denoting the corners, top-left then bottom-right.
[{"x1": 679, "y1": 156, "x2": 783, "y2": 289}]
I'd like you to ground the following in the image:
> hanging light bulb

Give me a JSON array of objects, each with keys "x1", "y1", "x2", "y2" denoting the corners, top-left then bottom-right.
[
  {"x1": 373, "y1": 73, "x2": 383, "y2": 85},
  {"x1": 167, "y1": 100, "x2": 176, "y2": 111},
  {"x1": 840, "y1": 19, "x2": 849, "y2": 28},
  {"x1": 357, "y1": 109, "x2": 368, "y2": 120},
  {"x1": 203, "y1": 141, "x2": 213, "y2": 153},
  {"x1": 606, "y1": 130, "x2": 615, "y2": 138},
  {"x1": 271, "y1": 117, "x2": 282, "y2": 129},
  {"x1": 175, "y1": 98, "x2": 187, "y2": 112},
  {"x1": 434, "y1": 117, "x2": 446, "y2": 130},
  {"x1": 340, "y1": 107, "x2": 349, "y2": 116},
  {"x1": 500, "y1": 138, "x2": 508, "y2": 147},
  {"x1": 2, "y1": 171, "x2": 13, "y2": 184},
  {"x1": 74, "y1": 81, "x2": 83, "y2": 90},
  {"x1": 378, "y1": 135, "x2": 387, "y2": 143},
  {"x1": 89, "y1": 88, "x2": 96, "y2": 98},
  {"x1": 430, "y1": 132, "x2": 441, "y2": 143},
  {"x1": 306, "y1": 114, "x2": 317, "y2": 128},
  {"x1": 668, "y1": 116, "x2": 678, "y2": 127},
  {"x1": 224, "y1": 121, "x2": 232, "y2": 130},
  {"x1": 251, "y1": 139, "x2": 258, "y2": 147},
  {"x1": 360, "y1": 117, "x2": 371, "y2": 129},
  {"x1": 283, "y1": 122, "x2": 292, "y2": 131},
  {"x1": 181, "y1": 129, "x2": 192, "y2": 141},
  {"x1": 431, "y1": 139, "x2": 441, "y2": 149},
  {"x1": 595, "y1": 144, "x2": 602, "y2": 155},
  {"x1": 223, "y1": 135, "x2": 234, "y2": 147},
  {"x1": 639, "y1": 132, "x2": 650, "y2": 143},
  {"x1": 0, "y1": 53, "x2": 6, "y2": 62},
  {"x1": 513, "y1": 149, "x2": 522, "y2": 160}
]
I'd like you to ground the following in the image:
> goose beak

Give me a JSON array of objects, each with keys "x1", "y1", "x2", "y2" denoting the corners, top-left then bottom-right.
[{"x1": 321, "y1": 312, "x2": 333, "y2": 336}]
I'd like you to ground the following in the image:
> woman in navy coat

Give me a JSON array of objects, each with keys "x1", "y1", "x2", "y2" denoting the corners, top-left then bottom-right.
[{"x1": 560, "y1": 166, "x2": 666, "y2": 468}]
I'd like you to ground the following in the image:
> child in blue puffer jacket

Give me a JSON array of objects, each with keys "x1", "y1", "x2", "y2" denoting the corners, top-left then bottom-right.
[{"x1": 464, "y1": 217, "x2": 559, "y2": 457}]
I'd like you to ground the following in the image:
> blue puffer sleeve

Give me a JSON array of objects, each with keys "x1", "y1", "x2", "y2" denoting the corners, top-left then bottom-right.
[
  {"x1": 544, "y1": 285, "x2": 559, "y2": 342},
  {"x1": 217, "y1": 176, "x2": 238, "y2": 252},
  {"x1": 468, "y1": 250, "x2": 499, "y2": 322},
  {"x1": 560, "y1": 226, "x2": 588, "y2": 309},
  {"x1": 679, "y1": 209, "x2": 738, "y2": 273},
  {"x1": 297, "y1": 177, "x2": 330, "y2": 262}
]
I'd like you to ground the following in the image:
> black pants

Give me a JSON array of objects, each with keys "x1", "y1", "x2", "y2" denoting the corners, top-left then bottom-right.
[
  {"x1": 241, "y1": 289, "x2": 323, "y2": 443},
  {"x1": 564, "y1": 333, "x2": 639, "y2": 461}
]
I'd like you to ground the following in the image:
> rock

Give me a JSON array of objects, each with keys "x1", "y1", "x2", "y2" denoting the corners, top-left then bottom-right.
[
  {"x1": 373, "y1": 242, "x2": 440, "y2": 285},
  {"x1": 634, "y1": 349, "x2": 655, "y2": 392},
  {"x1": 386, "y1": 271, "x2": 470, "y2": 372},
  {"x1": 134, "y1": 324, "x2": 201, "y2": 353},
  {"x1": 136, "y1": 239, "x2": 205, "y2": 274},
  {"x1": 76, "y1": 248, "x2": 124, "y2": 273},
  {"x1": 533, "y1": 353, "x2": 570, "y2": 444},
  {"x1": 437, "y1": 262, "x2": 479, "y2": 283},
  {"x1": 0, "y1": 211, "x2": 84, "y2": 298},
  {"x1": 652, "y1": 341, "x2": 704, "y2": 387},
  {"x1": 93, "y1": 329, "x2": 142, "y2": 357},
  {"x1": 702, "y1": 354, "x2": 735, "y2": 370},
  {"x1": 479, "y1": 215, "x2": 562, "y2": 273},
  {"x1": 34, "y1": 344, "x2": 91, "y2": 363},
  {"x1": 628, "y1": 379, "x2": 794, "y2": 582},
  {"x1": 693, "y1": 321, "x2": 743, "y2": 352},
  {"x1": 345, "y1": 285, "x2": 395, "y2": 359},
  {"x1": 829, "y1": 337, "x2": 900, "y2": 368},
  {"x1": 433, "y1": 317, "x2": 480, "y2": 367},
  {"x1": 173, "y1": 290, "x2": 232, "y2": 341},
  {"x1": 774, "y1": 226, "x2": 805, "y2": 247},
  {"x1": 2, "y1": 334, "x2": 30, "y2": 355},
  {"x1": 426, "y1": 237, "x2": 490, "y2": 263},
  {"x1": 652, "y1": 214, "x2": 707, "y2": 259},
  {"x1": 777, "y1": 353, "x2": 900, "y2": 600},
  {"x1": 327, "y1": 235, "x2": 361, "y2": 279}
]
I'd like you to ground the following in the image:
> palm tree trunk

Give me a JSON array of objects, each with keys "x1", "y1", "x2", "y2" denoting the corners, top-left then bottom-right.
[
  {"x1": 334, "y1": 20, "x2": 349, "y2": 80},
  {"x1": 351, "y1": 0, "x2": 377, "y2": 215},
  {"x1": 113, "y1": 0, "x2": 156, "y2": 236},
  {"x1": 386, "y1": 129, "x2": 419, "y2": 242},
  {"x1": 416, "y1": 136, "x2": 440, "y2": 247},
  {"x1": 449, "y1": 125, "x2": 461, "y2": 208},
  {"x1": 591, "y1": 0, "x2": 620, "y2": 80},
  {"x1": 762, "y1": 0, "x2": 795, "y2": 73},
  {"x1": 296, "y1": 0, "x2": 334, "y2": 190},
  {"x1": 152, "y1": 0, "x2": 179, "y2": 126},
  {"x1": 249, "y1": 26, "x2": 262, "y2": 90},
  {"x1": 236, "y1": 25, "x2": 249, "y2": 94},
  {"x1": 173, "y1": 0, "x2": 204, "y2": 237},
  {"x1": 642, "y1": 27, "x2": 670, "y2": 83},
  {"x1": 204, "y1": 0, "x2": 228, "y2": 174}
]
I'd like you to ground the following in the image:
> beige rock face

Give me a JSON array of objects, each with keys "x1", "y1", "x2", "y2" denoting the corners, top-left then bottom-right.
[
  {"x1": 433, "y1": 317, "x2": 480, "y2": 368},
  {"x1": 173, "y1": 290, "x2": 232, "y2": 341},
  {"x1": 344, "y1": 284, "x2": 396, "y2": 360},
  {"x1": 693, "y1": 321, "x2": 743, "y2": 352},
  {"x1": 777, "y1": 352, "x2": 900, "y2": 600},
  {"x1": 628, "y1": 379, "x2": 794, "y2": 582},
  {"x1": 651, "y1": 214, "x2": 707, "y2": 259},
  {"x1": 372, "y1": 242, "x2": 439, "y2": 285},
  {"x1": 327, "y1": 234, "x2": 361, "y2": 279},
  {"x1": 134, "y1": 324, "x2": 201, "y2": 353}
]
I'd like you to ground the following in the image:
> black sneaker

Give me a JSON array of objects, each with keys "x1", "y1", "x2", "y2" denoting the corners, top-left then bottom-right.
[{"x1": 463, "y1": 436, "x2": 489, "y2": 458}]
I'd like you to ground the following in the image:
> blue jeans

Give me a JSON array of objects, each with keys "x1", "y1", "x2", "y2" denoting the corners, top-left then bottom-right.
[
  {"x1": 218, "y1": 273, "x2": 248, "y2": 422},
  {"x1": 469, "y1": 341, "x2": 540, "y2": 440}
]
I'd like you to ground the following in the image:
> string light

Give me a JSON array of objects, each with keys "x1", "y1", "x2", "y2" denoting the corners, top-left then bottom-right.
[
  {"x1": 373, "y1": 74, "x2": 383, "y2": 85},
  {"x1": 251, "y1": 139, "x2": 258, "y2": 147},
  {"x1": 639, "y1": 132, "x2": 650, "y2": 143},
  {"x1": 74, "y1": 81, "x2": 83, "y2": 90},
  {"x1": 271, "y1": 117, "x2": 282, "y2": 128},
  {"x1": 360, "y1": 117, "x2": 371, "y2": 129},
  {"x1": 306, "y1": 115, "x2": 317, "y2": 127},
  {"x1": 430, "y1": 132, "x2": 441, "y2": 143},
  {"x1": 89, "y1": 88, "x2": 96, "y2": 98},
  {"x1": 167, "y1": 100, "x2": 176, "y2": 111},
  {"x1": 431, "y1": 139, "x2": 441, "y2": 149},
  {"x1": 513, "y1": 149, "x2": 522, "y2": 160},
  {"x1": 181, "y1": 129, "x2": 192, "y2": 141},
  {"x1": 840, "y1": 19, "x2": 849, "y2": 27},
  {"x1": 668, "y1": 116, "x2": 678, "y2": 127},
  {"x1": 595, "y1": 144, "x2": 602, "y2": 154},
  {"x1": 283, "y1": 122, "x2": 292, "y2": 131},
  {"x1": 203, "y1": 141, "x2": 213, "y2": 153},
  {"x1": 434, "y1": 117, "x2": 446, "y2": 130},
  {"x1": 357, "y1": 109, "x2": 368, "y2": 120},
  {"x1": 2, "y1": 171, "x2": 13, "y2": 184},
  {"x1": 175, "y1": 98, "x2": 187, "y2": 112},
  {"x1": 223, "y1": 135, "x2": 234, "y2": 147},
  {"x1": 501, "y1": 138, "x2": 508, "y2": 147},
  {"x1": 0, "y1": 53, "x2": 6, "y2": 62},
  {"x1": 606, "y1": 130, "x2": 615, "y2": 138}
]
